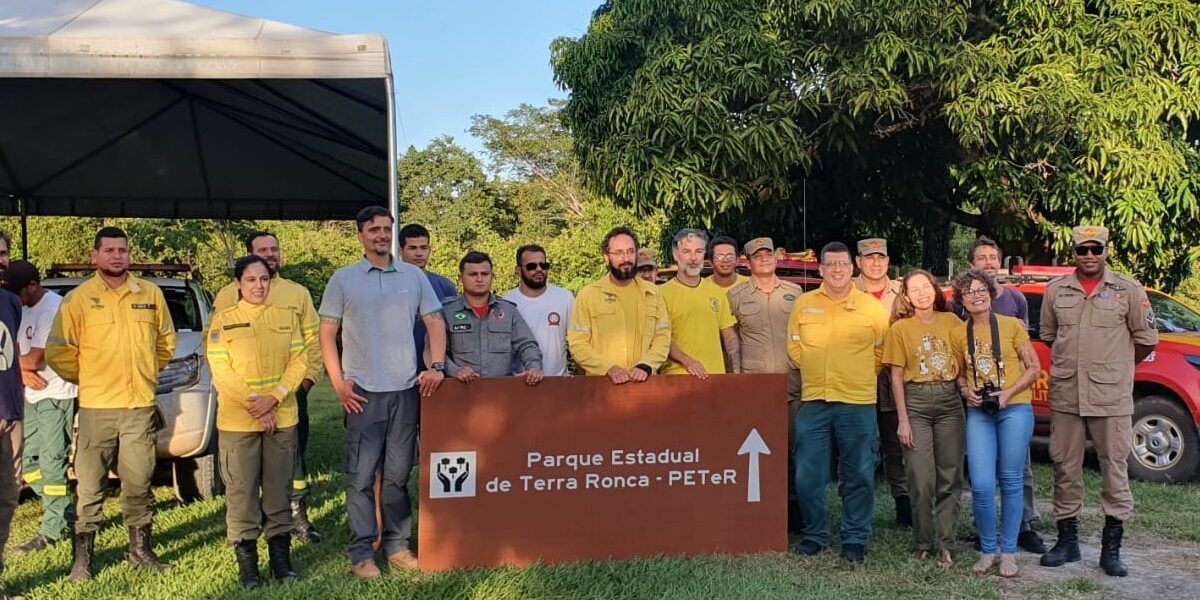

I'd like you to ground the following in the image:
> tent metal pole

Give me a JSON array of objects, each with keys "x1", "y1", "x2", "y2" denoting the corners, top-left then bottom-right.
[
  {"x1": 386, "y1": 75, "x2": 398, "y2": 247},
  {"x1": 18, "y1": 196, "x2": 28, "y2": 259}
]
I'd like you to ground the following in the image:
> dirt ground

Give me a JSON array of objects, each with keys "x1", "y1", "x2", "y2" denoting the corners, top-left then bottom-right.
[{"x1": 999, "y1": 505, "x2": 1200, "y2": 600}]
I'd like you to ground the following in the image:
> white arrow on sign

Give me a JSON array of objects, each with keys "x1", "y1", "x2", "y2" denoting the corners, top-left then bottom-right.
[{"x1": 737, "y1": 428, "x2": 771, "y2": 503}]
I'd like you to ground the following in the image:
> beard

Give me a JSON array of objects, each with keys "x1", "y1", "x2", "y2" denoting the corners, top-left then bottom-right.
[
  {"x1": 99, "y1": 265, "x2": 127, "y2": 278},
  {"x1": 520, "y1": 272, "x2": 547, "y2": 290},
  {"x1": 682, "y1": 264, "x2": 703, "y2": 278},
  {"x1": 608, "y1": 262, "x2": 636, "y2": 281}
]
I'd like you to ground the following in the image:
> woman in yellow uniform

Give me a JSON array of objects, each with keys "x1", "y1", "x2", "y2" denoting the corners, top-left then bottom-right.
[
  {"x1": 207, "y1": 255, "x2": 308, "y2": 589},
  {"x1": 882, "y1": 269, "x2": 964, "y2": 569}
]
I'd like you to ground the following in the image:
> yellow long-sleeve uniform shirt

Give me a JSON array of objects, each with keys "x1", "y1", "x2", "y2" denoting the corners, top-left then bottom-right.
[
  {"x1": 207, "y1": 301, "x2": 307, "y2": 432},
  {"x1": 787, "y1": 285, "x2": 889, "y2": 404},
  {"x1": 214, "y1": 275, "x2": 323, "y2": 384},
  {"x1": 567, "y1": 276, "x2": 671, "y2": 375},
  {"x1": 46, "y1": 274, "x2": 176, "y2": 409}
]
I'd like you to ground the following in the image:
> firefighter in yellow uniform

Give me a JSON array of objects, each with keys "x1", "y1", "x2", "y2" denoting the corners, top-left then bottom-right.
[
  {"x1": 46, "y1": 227, "x2": 176, "y2": 582},
  {"x1": 212, "y1": 231, "x2": 324, "y2": 542},
  {"x1": 567, "y1": 227, "x2": 671, "y2": 382},
  {"x1": 1038, "y1": 226, "x2": 1158, "y2": 577},
  {"x1": 208, "y1": 255, "x2": 309, "y2": 589}
]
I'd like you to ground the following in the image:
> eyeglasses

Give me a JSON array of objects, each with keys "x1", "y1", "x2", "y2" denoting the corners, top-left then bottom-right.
[
  {"x1": 1074, "y1": 245, "x2": 1106, "y2": 256},
  {"x1": 607, "y1": 250, "x2": 637, "y2": 258},
  {"x1": 821, "y1": 261, "x2": 852, "y2": 270},
  {"x1": 963, "y1": 287, "x2": 990, "y2": 298},
  {"x1": 523, "y1": 262, "x2": 551, "y2": 271},
  {"x1": 713, "y1": 253, "x2": 737, "y2": 261}
]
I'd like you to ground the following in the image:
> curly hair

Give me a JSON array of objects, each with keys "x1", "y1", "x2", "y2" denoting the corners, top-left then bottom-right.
[
  {"x1": 951, "y1": 268, "x2": 999, "y2": 309},
  {"x1": 890, "y1": 269, "x2": 949, "y2": 323}
]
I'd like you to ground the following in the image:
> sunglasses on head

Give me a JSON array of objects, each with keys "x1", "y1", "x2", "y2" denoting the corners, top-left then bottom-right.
[
  {"x1": 523, "y1": 262, "x2": 551, "y2": 271},
  {"x1": 1074, "y1": 245, "x2": 1105, "y2": 256}
]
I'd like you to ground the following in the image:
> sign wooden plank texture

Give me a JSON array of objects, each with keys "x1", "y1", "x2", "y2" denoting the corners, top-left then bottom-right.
[{"x1": 418, "y1": 374, "x2": 788, "y2": 572}]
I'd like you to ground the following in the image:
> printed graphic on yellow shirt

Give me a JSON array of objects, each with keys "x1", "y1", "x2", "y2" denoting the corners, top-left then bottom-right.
[
  {"x1": 914, "y1": 334, "x2": 953, "y2": 379},
  {"x1": 964, "y1": 338, "x2": 1006, "y2": 388}
]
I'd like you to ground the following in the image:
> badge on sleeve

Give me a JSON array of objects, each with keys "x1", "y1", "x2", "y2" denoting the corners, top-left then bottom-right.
[{"x1": 210, "y1": 329, "x2": 220, "y2": 343}]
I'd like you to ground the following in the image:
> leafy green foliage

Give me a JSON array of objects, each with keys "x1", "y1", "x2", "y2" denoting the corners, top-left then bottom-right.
[{"x1": 554, "y1": 0, "x2": 1200, "y2": 287}]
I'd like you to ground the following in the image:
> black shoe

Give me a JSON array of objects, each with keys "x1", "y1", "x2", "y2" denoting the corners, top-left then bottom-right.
[
  {"x1": 1040, "y1": 517, "x2": 1082, "y2": 568},
  {"x1": 840, "y1": 544, "x2": 866, "y2": 563},
  {"x1": 68, "y1": 532, "x2": 95, "y2": 583},
  {"x1": 894, "y1": 496, "x2": 913, "y2": 529},
  {"x1": 127, "y1": 525, "x2": 170, "y2": 572},
  {"x1": 967, "y1": 533, "x2": 981, "y2": 551},
  {"x1": 1018, "y1": 529, "x2": 1048, "y2": 554},
  {"x1": 793, "y1": 540, "x2": 824, "y2": 556},
  {"x1": 1099, "y1": 516, "x2": 1128, "y2": 577},
  {"x1": 234, "y1": 540, "x2": 262, "y2": 590},
  {"x1": 13, "y1": 534, "x2": 55, "y2": 555},
  {"x1": 267, "y1": 533, "x2": 297, "y2": 583},
  {"x1": 291, "y1": 499, "x2": 322, "y2": 544}
]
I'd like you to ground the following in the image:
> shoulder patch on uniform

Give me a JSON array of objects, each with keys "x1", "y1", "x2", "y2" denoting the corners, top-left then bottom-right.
[{"x1": 210, "y1": 329, "x2": 220, "y2": 343}]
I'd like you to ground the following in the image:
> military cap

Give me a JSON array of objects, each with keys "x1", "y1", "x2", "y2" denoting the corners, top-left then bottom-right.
[
  {"x1": 1072, "y1": 225, "x2": 1109, "y2": 246},
  {"x1": 857, "y1": 238, "x2": 888, "y2": 256},
  {"x1": 636, "y1": 249, "x2": 658, "y2": 268},
  {"x1": 743, "y1": 237, "x2": 775, "y2": 257}
]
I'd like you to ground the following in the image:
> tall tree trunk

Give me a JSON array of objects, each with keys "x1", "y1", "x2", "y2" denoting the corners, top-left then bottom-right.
[{"x1": 923, "y1": 215, "x2": 951, "y2": 276}]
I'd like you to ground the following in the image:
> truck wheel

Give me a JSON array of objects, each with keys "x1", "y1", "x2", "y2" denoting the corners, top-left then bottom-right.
[
  {"x1": 173, "y1": 452, "x2": 225, "y2": 502},
  {"x1": 1128, "y1": 395, "x2": 1200, "y2": 483}
]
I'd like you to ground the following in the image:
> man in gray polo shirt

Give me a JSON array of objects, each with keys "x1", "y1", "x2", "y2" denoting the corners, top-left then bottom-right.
[{"x1": 318, "y1": 206, "x2": 447, "y2": 578}]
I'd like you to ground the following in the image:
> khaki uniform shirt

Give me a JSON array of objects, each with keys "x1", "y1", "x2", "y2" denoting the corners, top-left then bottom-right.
[
  {"x1": 729, "y1": 277, "x2": 803, "y2": 400},
  {"x1": 1040, "y1": 269, "x2": 1158, "y2": 417},
  {"x1": 853, "y1": 276, "x2": 901, "y2": 316}
]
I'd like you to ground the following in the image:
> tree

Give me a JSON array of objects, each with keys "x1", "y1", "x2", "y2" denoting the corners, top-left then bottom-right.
[{"x1": 553, "y1": 0, "x2": 1200, "y2": 286}]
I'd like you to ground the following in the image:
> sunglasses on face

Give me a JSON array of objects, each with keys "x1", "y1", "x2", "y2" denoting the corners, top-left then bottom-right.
[
  {"x1": 1074, "y1": 245, "x2": 1106, "y2": 256},
  {"x1": 523, "y1": 262, "x2": 551, "y2": 271}
]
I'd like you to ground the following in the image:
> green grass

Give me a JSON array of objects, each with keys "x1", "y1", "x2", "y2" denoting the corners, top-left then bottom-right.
[{"x1": 3, "y1": 384, "x2": 1197, "y2": 599}]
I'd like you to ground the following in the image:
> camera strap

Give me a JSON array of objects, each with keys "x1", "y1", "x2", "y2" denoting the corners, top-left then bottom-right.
[{"x1": 966, "y1": 311, "x2": 1004, "y2": 390}]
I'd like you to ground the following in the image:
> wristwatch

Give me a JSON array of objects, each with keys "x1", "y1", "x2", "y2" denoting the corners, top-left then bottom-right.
[{"x1": 431, "y1": 362, "x2": 446, "y2": 372}]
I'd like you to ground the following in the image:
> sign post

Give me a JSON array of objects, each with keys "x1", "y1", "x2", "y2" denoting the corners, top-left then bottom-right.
[{"x1": 417, "y1": 374, "x2": 788, "y2": 572}]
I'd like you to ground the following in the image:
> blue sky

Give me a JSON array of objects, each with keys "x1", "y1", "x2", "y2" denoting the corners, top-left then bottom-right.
[{"x1": 192, "y1": 0, "x2": 598, "y2": 154}]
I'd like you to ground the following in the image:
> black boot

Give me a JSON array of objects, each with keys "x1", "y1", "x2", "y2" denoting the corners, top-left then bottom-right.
[
  {"x1": 894, "y1": 495, "x2": 913, "y2": 528},
  {"x1": 234, "y1": 540, "x2": 262, "y2": 590},
  {"x1": 127, "y1": 525, "x2": 170, "y2": 572},
  {"x1": 267, "y1": 533, "x2": 297, "y2": 583},
  {"x1": 68, "y1": 532, "x2": 95, "y2": 583},
  {"x1": 1100, "y1": 516, "x2": 1128, "y2": 577},
  {"x1": 1040, "y1": 517, "x2": 1082, "y2": 567},
  {"x1": 291, "y1": 499, "x2": 322, "y2": 544}
]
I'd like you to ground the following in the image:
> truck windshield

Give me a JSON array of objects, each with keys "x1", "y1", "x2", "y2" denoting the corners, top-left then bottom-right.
[{"x1": 1149, "y1": 291, "x2": 1200, "y2": 334}]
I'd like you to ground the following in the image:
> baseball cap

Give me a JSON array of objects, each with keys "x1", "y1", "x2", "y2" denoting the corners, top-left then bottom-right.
[
  {"x1": 1072, "y1": 226, "x2": 1109, "y2": 246},
  {"x1": 857, "y1": 238, "x2": 888, "y2": 256},
  {"x1": 636, "y1": 249, "x2": 657, "y2": 268},
  {"x1": 743, "y1": 237, "x2": 775, "y2": 256},
  {"x1": 2, "y1": 260, "x2": 39, "y2": 294}
]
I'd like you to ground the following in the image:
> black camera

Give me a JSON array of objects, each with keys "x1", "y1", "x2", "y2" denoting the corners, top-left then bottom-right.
[{"x1": 978, "y1": 382, "x2": 1000, "y2": 415}]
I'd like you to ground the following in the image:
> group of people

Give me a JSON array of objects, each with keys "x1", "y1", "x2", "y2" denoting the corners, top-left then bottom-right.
[{"x1": 0, "y1": 208, "x2": 1158, "y2": 596}]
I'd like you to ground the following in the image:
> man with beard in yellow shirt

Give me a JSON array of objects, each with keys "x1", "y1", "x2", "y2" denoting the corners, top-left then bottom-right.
[{"x1": 567, "y1": 227, "x2": 671, "y2": 382}]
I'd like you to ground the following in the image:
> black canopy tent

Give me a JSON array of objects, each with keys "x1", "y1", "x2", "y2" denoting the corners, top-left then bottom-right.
[{"x1": 0, "y1": 0, "x2": 396, "y2": 255}]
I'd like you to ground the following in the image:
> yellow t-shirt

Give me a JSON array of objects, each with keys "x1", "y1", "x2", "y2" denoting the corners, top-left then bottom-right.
[
  {"x1": 659, "y1": 278, "x2": 737, "y2": 374},
  {"x1": 950, "y1": 314, "x2": 1032, "y2": 405},
  {"x1": 882, "y1": 312, "x2": 961, "y2": 383}
]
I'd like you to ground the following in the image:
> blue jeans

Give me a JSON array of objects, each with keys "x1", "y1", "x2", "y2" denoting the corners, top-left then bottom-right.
[
  {"x1": 793, "y1": 401, "x2": 879, "y2": 547},
  {"x1": 966, "y1": 403, "x2": 1033, "y2": 554}
]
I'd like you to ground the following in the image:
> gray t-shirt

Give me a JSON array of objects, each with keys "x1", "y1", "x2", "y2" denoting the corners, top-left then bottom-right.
[{"x1": 319, "y1": 257, "x2": 442, "y2": 392}]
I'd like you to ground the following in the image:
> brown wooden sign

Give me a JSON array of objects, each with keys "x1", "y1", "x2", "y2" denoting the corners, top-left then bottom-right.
[{"x1": 417, "y1": 374, "x2": 788, "y2": 572}]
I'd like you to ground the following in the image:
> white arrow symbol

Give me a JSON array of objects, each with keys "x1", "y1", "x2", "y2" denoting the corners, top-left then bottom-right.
[{"x1": 737, "y1": 428, "x2": 771, "y2": 503}]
